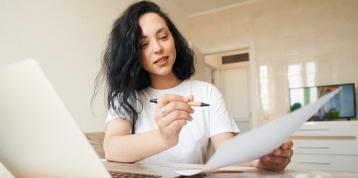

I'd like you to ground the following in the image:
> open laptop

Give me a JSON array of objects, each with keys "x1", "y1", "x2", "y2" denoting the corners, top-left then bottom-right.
[{"x1": 0, "y1": 59, "x2": 191, "y2": 178}]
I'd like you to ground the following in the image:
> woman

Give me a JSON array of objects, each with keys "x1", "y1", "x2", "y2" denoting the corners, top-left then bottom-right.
[{"x1": 96, "y1": 0, "x2": 293, "y2": 171}]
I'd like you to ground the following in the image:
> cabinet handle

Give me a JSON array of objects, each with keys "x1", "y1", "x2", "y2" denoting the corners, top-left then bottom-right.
[
  {"x1": 297, "y1": 146, "x2": 329, "y2": 149},
  {"x1": 298, "y1": 161, "x2": 330, "y2": 165},
  {"x1": 297, "y1": 129, "x2": 328, "y2": 131}
]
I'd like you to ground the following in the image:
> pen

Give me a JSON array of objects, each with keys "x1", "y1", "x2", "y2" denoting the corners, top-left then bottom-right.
[{"x1": 150, "y1": 99, "x2": 209, "y2": 107}]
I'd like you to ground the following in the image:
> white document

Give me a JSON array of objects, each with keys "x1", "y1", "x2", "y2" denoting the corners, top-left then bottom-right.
[{"x1": 176, "y1": 89, "x2": 340, "y2": 176}]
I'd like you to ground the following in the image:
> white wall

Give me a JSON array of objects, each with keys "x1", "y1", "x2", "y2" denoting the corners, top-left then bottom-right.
[
  {"x1": 0, "y1": 0, "x2": 191, "y2": 132},
  {"x1": 191, "y1": 0, "x2": 358, "y2": 125}
]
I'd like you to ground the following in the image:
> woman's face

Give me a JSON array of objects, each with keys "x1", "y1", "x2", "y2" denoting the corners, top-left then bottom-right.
[{"x1": 138, "y1": 13, "x2": 176, "y2": 78}]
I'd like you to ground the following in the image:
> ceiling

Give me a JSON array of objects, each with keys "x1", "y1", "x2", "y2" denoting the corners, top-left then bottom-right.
[{"x1": 171, "y1": 0, "x2": 256, "y2": 17}]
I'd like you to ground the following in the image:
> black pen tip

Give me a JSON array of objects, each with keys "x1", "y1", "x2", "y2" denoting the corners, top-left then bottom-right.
[
  {"x1": 150, "y1": 99, "x2": 157, "y2": 103},
  {"x1": 201, "y1": 103, "x2": 209, "y2": 107}
]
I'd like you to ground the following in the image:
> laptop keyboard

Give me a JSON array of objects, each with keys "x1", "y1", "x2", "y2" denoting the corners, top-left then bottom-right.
[{"x1": 109, "y1": 171, "x2": 161, "y2": 178}]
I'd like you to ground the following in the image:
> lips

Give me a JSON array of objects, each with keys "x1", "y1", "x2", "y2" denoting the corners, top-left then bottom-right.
[{"x1": 154, "y1": 56, "x2": 169, "y2": 64}]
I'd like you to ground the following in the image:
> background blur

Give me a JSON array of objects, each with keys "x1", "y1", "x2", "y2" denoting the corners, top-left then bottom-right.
[
  {"x1": 0, "y1": 0, "x2": 193, "y2": 132},
  {"x1": 1, "y1": 0, "x2": 357, "y2": 133}
]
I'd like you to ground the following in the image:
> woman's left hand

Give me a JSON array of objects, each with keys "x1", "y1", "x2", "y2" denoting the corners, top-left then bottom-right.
[{"x1": 251, "y1": 139, "x2": 294, "y2": 171}]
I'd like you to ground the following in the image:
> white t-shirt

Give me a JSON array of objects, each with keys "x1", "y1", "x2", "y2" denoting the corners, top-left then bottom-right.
[{"x1": 105, "y1": 79, "x2": 239, "y2": 164}]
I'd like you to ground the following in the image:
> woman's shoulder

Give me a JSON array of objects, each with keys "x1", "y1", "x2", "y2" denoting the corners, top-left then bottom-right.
[{"x1": 111, "y1": 90, "x2": 140, "y2": 106}]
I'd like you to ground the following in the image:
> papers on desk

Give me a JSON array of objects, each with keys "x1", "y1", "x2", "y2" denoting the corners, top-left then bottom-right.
[{"x1": 176, "y1": 89, "x2": 340, "y2": 176}]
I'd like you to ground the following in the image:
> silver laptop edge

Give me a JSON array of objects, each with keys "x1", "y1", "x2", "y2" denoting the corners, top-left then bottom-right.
[{"x1": 0, "y1": 59, "x2": 111, "y2": 178}]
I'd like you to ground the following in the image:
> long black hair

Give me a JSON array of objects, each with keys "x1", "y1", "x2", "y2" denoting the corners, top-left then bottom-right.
[{"x1": 93, "y1": 0, "x2": 195, "y2": 132}]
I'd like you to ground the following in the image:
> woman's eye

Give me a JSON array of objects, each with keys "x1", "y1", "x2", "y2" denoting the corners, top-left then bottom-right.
[
  {"x1": 141, "y1": 43, "x2": 148, "y2": 47},
  {"x1": 160, "y1": 36, "x2": 167, "y2": 40}
]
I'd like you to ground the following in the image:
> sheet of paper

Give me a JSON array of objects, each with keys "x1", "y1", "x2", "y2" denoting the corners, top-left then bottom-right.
[{"x1": 176, "y1": 89, "x2": 340, "y2": 176}]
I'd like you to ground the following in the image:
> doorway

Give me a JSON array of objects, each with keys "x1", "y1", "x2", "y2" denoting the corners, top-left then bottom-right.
[
  {"x1": 202, "y1": 42, "x2": 257, "y2": 161},
  {"x1": 205, "y1": 49, "x2": 251, "y2": 134}
]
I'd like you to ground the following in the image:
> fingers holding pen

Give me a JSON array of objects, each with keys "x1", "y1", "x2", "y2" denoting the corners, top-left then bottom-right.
[
  {"x1": 157, "y1": 109, "x2": 193, "y2": 128},
  {"x1": 155, "y1": 101, "x2": 195, "y2": 130},
  {"x1": 155, "y1": 94, "x2": 193, "y2": 109},
  {"x1": 165, "y1": 119, "x2": 189, "y2": 135},
  {"x1": 154, "y1": 94, "x2": 195, "y2": 147},
  {"x1": 165, "y1": 101, "x2": 195, "y2": 116},
  {"x1": 186, "y1": 95, "x2": 194, "y2": 102},
  {"x1": 161, "y1": 96, "x2": 194, "y2": 137},
  {"x1": 154, "y1": 94, "x2": 194, "y2": 119},
  {"x1": 154, "y1": 94, "x2": 194, "y2": 124}
]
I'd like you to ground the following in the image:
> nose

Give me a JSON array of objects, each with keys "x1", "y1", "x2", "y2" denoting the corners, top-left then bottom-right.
[{"x1": 153, "y1": 41, "x2": 163, "y2": 54}]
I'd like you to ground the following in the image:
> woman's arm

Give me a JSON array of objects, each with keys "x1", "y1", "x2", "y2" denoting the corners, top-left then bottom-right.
[
  {"x1": 210, "y1": 132, "x2": 251, "y2": 167},
  {"x1": 210, "y1": 132, "x2": 235, "y2": 151},
  {"x1": 104, "y1": 94, "x2": 194, "y2": 162},
  {"x1": 104, "y1": 117, "x2": 171, "y2": 162}
]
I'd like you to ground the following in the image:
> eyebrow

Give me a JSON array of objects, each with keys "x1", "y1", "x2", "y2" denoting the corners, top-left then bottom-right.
[{"x1": 140, "y1": 27, "x2": 166, "y2": 39}]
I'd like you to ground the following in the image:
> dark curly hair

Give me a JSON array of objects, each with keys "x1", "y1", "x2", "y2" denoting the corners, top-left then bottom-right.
[{"x1": 93, "y1": 0, "x2": 195, "y2": 132}]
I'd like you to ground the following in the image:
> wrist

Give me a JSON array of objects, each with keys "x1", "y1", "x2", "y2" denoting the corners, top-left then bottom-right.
[{"x1": 157, "y1": 130, "x2": 177, "y2": 149}]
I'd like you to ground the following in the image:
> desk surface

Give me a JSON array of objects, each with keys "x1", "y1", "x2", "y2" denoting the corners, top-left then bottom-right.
[
  {"x1": 102, "y1": 160, "x2": 358, "y2": 178},
  {"x1": 1, "y1": 160, "x2": 358, "y2": 178}
]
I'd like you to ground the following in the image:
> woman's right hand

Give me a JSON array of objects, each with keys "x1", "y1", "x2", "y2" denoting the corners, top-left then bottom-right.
[{"x1": 154, "y1": 94, "x2": 194, "y2": 148}]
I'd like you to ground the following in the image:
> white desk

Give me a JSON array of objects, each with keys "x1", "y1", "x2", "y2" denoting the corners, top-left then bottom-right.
[
  {"x1": 103, "y1": 160, "x2": 358, "y2": 178},
  {"x1": 2, "y1": 160, "x2": 358, "y2": 178}
]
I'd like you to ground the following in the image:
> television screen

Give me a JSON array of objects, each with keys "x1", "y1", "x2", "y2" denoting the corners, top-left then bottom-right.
[{"x1": 289, "y1": 83, "x2": 356, "y2": 120}]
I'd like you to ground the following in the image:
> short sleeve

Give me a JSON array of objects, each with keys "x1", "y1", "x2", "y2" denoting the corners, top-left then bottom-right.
[
  {"x1": 208, "y1": 85, "x2": 240, "y2": 137},
  {"x1": 104, "y1": 95, "x2": 135, "y2": 132}
]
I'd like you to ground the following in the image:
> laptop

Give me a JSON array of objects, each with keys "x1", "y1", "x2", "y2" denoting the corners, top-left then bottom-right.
[{"x1": 0, "y1": 59, "x2": 191, "y2": 178}]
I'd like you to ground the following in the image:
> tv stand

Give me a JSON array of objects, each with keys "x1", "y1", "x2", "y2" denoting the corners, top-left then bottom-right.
[{"x1": 287, "y1": 121, "x2": 358, "y2": 173}]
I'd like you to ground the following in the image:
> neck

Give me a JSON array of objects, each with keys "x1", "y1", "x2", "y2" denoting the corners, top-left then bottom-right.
[{"x1": 149, "y1": 71, "x2": 183, "y2": 90}]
